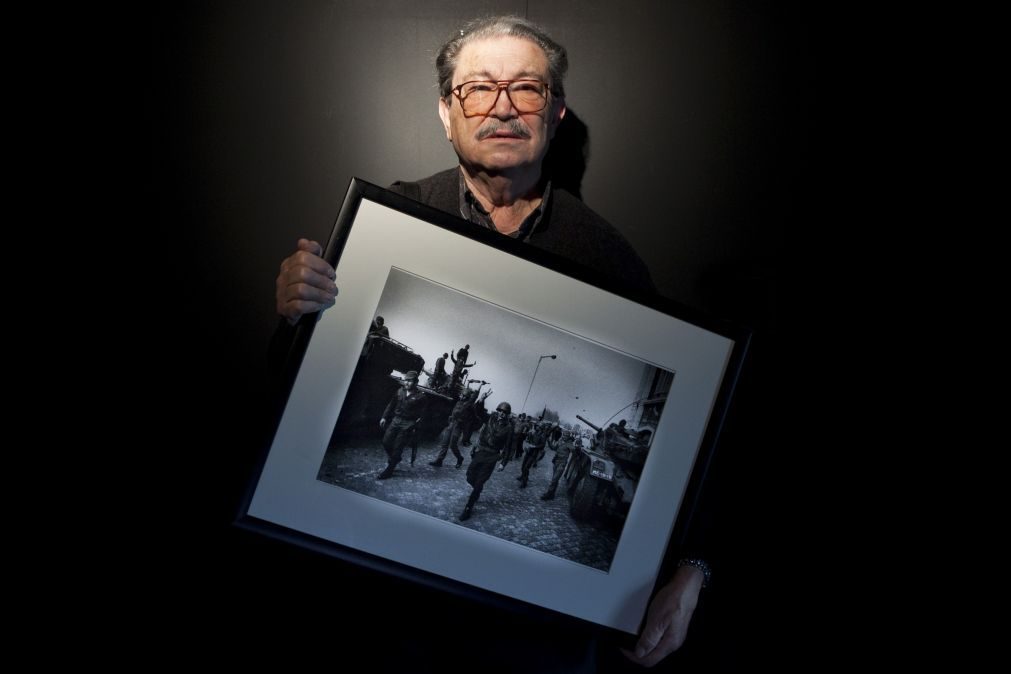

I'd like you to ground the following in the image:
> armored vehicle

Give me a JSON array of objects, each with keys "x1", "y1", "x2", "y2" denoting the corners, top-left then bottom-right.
[{"x1": 567, "y1": 414, "x2": 654, "y2": 521}]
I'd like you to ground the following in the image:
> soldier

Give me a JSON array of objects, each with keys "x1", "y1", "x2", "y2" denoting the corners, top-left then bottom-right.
[
  {"x1": 369, "y1": 315, "x2": 390, "y2": 338},
  {"x1": 429, "y1": 388, "x2": 478, "y2": 468},
  {"x1": 459, "y1": 401, "x2": 513, "y2": 521},
  {"x1": 516, "y1": 420, "x2": 547, "y2": 488},
  {"x1": 513, "y1": 412, "x2": 529, "y2": 457},
  {"x1": 431, "y1": 352, "x2": 448, "y2": 389},
  {"x1": 377, "y1": 370, "x2": 427, "y2": 479},
  {"x1": 540, "y1": 428, "x2": 574, "y2": 500},
  {"x1": 449, "y1": 344, "x2": 476, "y2": 392},
  {"x1": 460, "y1": 387, "x2": 491, "y2": 446}
]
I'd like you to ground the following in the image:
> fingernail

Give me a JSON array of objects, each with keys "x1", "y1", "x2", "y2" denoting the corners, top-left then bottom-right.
[
  {"x1": 328, "y1": 282, "x2": 338, "y2": 292},
  {"x1": 635, "y1": 647, "x2": 646, "y2": 658},
  {"x1": 328, "y1": 269, "x2": 335, "y2": 279}
]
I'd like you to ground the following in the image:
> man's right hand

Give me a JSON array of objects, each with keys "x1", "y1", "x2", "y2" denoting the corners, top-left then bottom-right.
[{"x1": 276, "y1": 238, "x2": 338, "y2": 325}]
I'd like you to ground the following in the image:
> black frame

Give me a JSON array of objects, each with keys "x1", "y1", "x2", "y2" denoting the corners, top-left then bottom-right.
[{"x1": 236, "y1": 177, "x2": 751, "y2": 642}]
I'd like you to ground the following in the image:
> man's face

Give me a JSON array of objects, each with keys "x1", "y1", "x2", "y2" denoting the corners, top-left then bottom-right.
[
  {"x1": 439, "y1": 36, "x2": 566, "y2": 176},
  {"x1": 404, "y1": 378, "x2": 417, "y2": 391}
]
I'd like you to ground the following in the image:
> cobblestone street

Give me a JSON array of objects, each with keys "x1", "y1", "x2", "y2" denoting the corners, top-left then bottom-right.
[{"x1": 317, "y1": 435, "x2": 621, "y2": 571}]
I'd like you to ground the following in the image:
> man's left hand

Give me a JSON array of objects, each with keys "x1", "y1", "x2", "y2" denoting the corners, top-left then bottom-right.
[{"x1": 621, "y1": 564, "x2": 704, "y2": 667}]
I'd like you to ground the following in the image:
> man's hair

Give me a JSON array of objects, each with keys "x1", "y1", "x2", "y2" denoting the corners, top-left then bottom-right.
[{"x1": 436, "y1": 15, "x2": 568, "y2": 99}]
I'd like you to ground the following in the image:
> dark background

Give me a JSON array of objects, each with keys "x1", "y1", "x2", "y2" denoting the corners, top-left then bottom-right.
[{"x1": 151, "y1": 0, "x2": 809, "y2": 667}]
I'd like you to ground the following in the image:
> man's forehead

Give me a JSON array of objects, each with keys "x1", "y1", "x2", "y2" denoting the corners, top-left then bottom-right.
[{"x1": 454, "y1": 36, "x2": 549, "y2": 82}]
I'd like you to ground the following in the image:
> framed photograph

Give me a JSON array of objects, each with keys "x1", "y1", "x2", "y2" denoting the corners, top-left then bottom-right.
[{"x1": 237, "y1": 178, "x2": 750, "y2": 636}]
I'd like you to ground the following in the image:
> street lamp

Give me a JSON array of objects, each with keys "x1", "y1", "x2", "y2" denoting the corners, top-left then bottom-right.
[{"x1": 521, "y1": 354, "x2": 556, "y2": 414}]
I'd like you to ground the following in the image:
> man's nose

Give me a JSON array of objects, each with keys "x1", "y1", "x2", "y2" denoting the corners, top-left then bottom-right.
[{"x1": 490, "y1": 86, "x2": 518, "y2": 118}]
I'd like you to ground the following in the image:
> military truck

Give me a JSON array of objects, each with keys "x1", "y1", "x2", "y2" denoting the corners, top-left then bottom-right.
[
  {"x1": 330, "y1": 334, "x2": 455, "y2": 442},
  {"x1": 567, "y1": 414, "x2": 653, "y2": 521}
]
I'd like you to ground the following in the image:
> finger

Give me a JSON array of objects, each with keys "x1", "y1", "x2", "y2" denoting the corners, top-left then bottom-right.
[
  {"x1": 279, "y1": 297, "x2": 336, "y2": 323},
  {"x1": 278, "y1": 279, "x2": 337, "y2": 311},
  {"x1": 283, "y1": 250, "x2": 336, "y2": 280},
  {"x1": 297, "y1": 238, "x2": 324, "y2": 257},
  {"x1": 281, "y1": 266, "x2": 338, "y2": 297},
  {"x1": 633, "y1": 616, "x2": 668, "y2": 659},
  {"x1": 633, "y1": 632, "x2": 681, "y2": 668}
]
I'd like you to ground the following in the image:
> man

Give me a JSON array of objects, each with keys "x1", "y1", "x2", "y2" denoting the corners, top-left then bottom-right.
[
  {"x1": 429, "y1": 388, "x2": 477, "y2": 468},
  {"x1": 540, "y1": 428, "x2": 574, "y2": 500},
  {"x1": 516, "y1": 419, "x2": 547, "y2": 489},
  {"x1": 460, "y1": 400, "x2": 513, "y2": 521},
  {"x1": 377, "y1": 370, "x2": 427, "y2": 479},
  {"x1": 430, "y1": 352, "x2": 448, "y2": 389},
  {"x1": 369, "y1": 315, "x2": 389, "y2": 338},
  {"x1": 272, "y1": 15, "x2": 705, "y2": 667},
  {"x1": 461, "y1": 386, "x2": 492, "y2": 446},
  {"x1": 448, "y1": 345, "x2": 476, "y2": 393}
]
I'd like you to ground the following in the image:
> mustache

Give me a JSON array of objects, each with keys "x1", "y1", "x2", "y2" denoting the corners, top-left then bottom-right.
[{"x1": 476, "y1": 120, "x2": 531, "y2": 140}]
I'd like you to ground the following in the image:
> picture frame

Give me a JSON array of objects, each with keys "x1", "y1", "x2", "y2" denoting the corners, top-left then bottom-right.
[{"x1": 237, "y1": 178, "x2": 750, "y2": 638}]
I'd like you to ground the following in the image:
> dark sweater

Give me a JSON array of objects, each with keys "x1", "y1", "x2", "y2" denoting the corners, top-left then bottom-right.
[{"x1": 389, "y1": 168, "x2": 655, "y2": 294}]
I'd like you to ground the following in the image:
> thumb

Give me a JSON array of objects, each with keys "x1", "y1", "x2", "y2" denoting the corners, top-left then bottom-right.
[{"x1": 635, "y1": 618, "x2": 667, "y2": 658}]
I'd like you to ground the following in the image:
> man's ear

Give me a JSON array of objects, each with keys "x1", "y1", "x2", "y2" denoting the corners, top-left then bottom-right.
[
  {"x1": 438, "y1": 97, "x2": 453, "y2": 141},
  {"x1": 548, "y1": 96, "x2": 566, "y2": 140}
]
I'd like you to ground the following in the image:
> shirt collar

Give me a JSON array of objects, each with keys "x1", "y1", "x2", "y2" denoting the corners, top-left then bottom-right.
[{"x1": 457, "y1": 168, "x2": 550, "y2": 242}]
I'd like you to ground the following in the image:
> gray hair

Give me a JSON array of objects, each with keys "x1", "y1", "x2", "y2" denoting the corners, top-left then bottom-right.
[{"x1": 436, "y1": 16, "x2": 568, "y2": 99}]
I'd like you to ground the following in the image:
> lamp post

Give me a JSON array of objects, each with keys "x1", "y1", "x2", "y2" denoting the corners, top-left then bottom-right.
[{"x1": 521, "y1": 354, "x2": 556, "y2": 414}]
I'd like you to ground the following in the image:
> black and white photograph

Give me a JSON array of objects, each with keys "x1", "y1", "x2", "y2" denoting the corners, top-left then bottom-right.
[{"x1": 317, "y1": 267, "x2": 674, "y2": 572}]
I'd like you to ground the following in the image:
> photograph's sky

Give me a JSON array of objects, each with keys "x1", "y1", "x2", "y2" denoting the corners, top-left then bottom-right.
[{"x1": 372, "y1": 268, "x2": 666, "y2": 428}]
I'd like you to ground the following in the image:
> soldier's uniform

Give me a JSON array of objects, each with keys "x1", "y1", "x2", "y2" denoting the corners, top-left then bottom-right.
[
  {"x1": 516, "y1": 422, "x2": 547, "y2": 488},
  {"x1": 460, "y1": 402, "x2": 513, "y2": 521},
  {"x1": 540, "y1": 431, "x2": 574, "y2": 500},
  {"x1": 431, "y1": 355, "x2": 447, "y2": 389},
  {"x1": 429, "y1": 391, "x2": 475, "y2": 468},
  {"x1": 378, "y1": 372, "x2": 427, "y2": 479}
]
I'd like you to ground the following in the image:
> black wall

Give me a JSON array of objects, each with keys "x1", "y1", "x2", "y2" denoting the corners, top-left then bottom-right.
[{"x1": 152, "y1": 0, "x2": 809, "y2": 665}]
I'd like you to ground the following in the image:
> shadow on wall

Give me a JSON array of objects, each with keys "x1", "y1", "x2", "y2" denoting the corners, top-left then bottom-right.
[{"x1": 543, "y1": 108, "x2": 589, "y2": 200}]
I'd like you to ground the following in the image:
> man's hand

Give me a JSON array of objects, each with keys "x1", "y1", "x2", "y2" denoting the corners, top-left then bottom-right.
[
  {"x1": 379, "y1": 418, "x2": 387, "y2": 429},
  {"x1": 621, "y1": 564, "x2": 704, "y2": 667},
  {"x1": 276, "y1": 239, "x2": 337, "y2": 325}
]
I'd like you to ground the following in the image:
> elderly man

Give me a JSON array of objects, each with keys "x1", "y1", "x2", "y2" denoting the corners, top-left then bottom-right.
[{"x1": 272, "y1": 15, "x2": 706, "y2": 669}]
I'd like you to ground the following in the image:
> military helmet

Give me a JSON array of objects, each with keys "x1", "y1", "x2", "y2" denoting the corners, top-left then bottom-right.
[
  {"x1": 403, "y1": 370, "x2": 419, "y2": 381},
  {"x1": 496, "y1": 401, "x2": 512, "y2": 415}
]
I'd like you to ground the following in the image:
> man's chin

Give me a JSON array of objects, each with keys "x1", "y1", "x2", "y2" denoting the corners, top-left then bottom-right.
[{"x1": 470, "y1": 153, "x2": 539, "y2": 175}]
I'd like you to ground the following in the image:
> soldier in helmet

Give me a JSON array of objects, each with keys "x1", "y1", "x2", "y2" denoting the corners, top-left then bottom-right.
[
  {"x1": 540, "y1": 428, "x2": 574, "y2": 500},
  {"x1": 377, "y1": 370, "x2": 427, "y2": 479},
  {"x1": 459, "y1": 400, "x2": 513, "y2": 521}
]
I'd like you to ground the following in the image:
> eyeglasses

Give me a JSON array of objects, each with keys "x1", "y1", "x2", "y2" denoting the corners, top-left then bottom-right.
[{"x1": 451, "y1": 79, "x2": 550, "y2": 117}]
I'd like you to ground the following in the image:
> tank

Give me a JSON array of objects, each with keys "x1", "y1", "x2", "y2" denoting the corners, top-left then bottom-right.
[{"x1": 567, "y1": 414, "x2": 654, "y2": 521}]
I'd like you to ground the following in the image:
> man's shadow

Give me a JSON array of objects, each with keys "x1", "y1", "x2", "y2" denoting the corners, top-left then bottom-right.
[{"x1": 544, "y1": 108, "x2": 589, "y2": 199}]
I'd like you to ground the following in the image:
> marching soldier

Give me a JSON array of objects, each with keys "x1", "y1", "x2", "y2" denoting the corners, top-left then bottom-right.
[
  {"x1": 429, "y1": 388, "x2": 479, "y2": 469},
  {"x1": 516, "y1": 420, "x2": 548, "y2": 488},
  {"x1": 377, "y1": 370, "x2": 427, "y2": 479},
  {"x1": 459, "y1": 401, "x2": 513, "y2": 521},
  {"x1": 540, "y1": 428, "x2": 575, "y2": 500}
]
